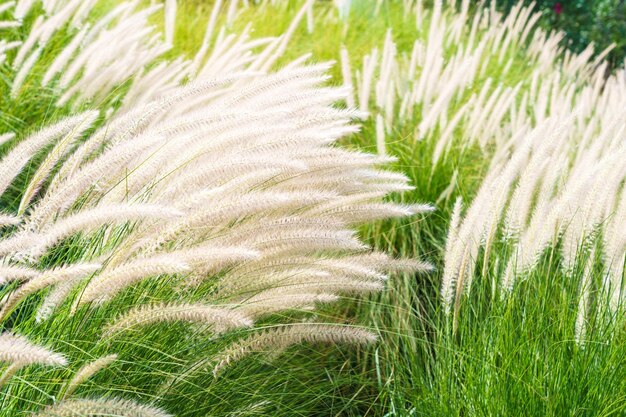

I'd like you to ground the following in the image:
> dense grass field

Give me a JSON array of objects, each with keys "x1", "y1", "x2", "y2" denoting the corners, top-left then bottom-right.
[{"x1": 0, "y1": 1, "x2": 624, "y2": 416}]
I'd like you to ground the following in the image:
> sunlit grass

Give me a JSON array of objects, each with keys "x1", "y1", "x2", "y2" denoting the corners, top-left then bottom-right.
[{"x1": 1, "y1": 1, "x2": 624, "y2": 416}]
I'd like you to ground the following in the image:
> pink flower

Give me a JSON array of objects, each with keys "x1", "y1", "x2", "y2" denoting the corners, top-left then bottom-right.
[{"x1": 554, "y1": 2, "x2": 563, "y2": 15}]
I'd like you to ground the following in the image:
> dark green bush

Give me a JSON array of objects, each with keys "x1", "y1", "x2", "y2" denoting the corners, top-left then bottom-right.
[{"x1": 498, "y1": 0, "x2": 626, "y2": 70}]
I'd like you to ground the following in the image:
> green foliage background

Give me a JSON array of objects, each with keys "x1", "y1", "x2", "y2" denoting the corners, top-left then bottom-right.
[{"x1": 498, "y1": 0, "x2": 626, "y2": 69}]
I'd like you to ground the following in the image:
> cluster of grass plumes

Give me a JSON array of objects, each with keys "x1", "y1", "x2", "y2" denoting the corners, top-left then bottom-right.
[
  {"x1": 323, "y1": 0, "x2": 624, "y2": 332},
  {"x1": 442, "y1": 110, "x2": 626, "y2": 334},
  {"x1": 338, "y1": 0, "x2": 616, "y2": 162},
  {"x1": 0, "y1": 0, "x2": 434, "y2": 415}
]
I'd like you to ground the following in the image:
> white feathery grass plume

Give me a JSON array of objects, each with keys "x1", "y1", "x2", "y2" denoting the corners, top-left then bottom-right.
[
  {"x1": 12, "y1": 4, "x2": 78, "y2": 69},
  {"x1": 34, "y1": 398, "x2": 172, "y2": 417},
  {"x1": 304, "y1": 190, "x2": 429, "y2": 215},
  {"x1": 306, "y1": 0, "x2": 314, "y2": 34},
  {"x1": 36, "y1": 278, "x2": 82, "y2": 322},
  {"x1": 41, "y1": 24, "x2": 89, "y2": 86},
  {"x1": 212, "y1": 323, "x2": 377, "y2": 376},
  {"x1": 334, "y1": 0, "x2": 351, "y2": 20},
  {"x1": 224, "y1": 252, "x2": 422, "y2": 287},
  {"x1": 28, "y1": 203, "x2": 183, "y2": 258},
  {"x1": 54, "y1": 76, "x2": 249, "y2": 181},
  {"x1": 0, "y1": 39, "x2": 22, "y2": 51},
  {"x1": 339, "y1": 45, "x2": 355, "y2": 108},
  {"x1": 503, "y1": 151, "x2": 551, "y2": 237},
  {"x1": 376, "y1": 113, "x2": 386, "y2": 156},
  {"x1": 228, "y1": 272, "x2": 386, "y2": 299},
  {"x1": 191, "y1": 0, "x2": 223, "y2": 72},
  {"x1": 55, "y1": 4, "x2": 165, "y2": 87},
  {"x1": 17, "y1": 110, "x2": 99, "y2": 215},
  {"x1": 0, "y1": 213, "x2": 20, "y2": 227},
  {"x1": 0, "y1": 112, "x2": 95, "y2": 198},
  {"x1": 76, "y1": 255, "x2": 190, "y2": 307},
  {"x1": 61, "y1": 354, "x2": 118, "y2": 399},
  {"x1": 7, "y1": 1, "x2": 611, "y2": 411},
  {"x1": 601, "y1": 175, "x2": 626, "y2": 311},
  {"x1": 375, "y1": 29, "x2": 396, "y2": 125},
  {"x1": 358, "y1": 48, "x2": 378, "y2": 113},
  {"x1": 10, "y1": 45, "x2": 41, "y2": 98},
  {"x1": 239, "y1": 291, "x2": 339, "y2": 318},
  {"x1": 0, "y1": 264, "x2": 40, "y2": 284},
  {"x1": 10, "y1": 14, "x2": 42, "y2": 69},
  {"x1": 174, "y1": 246, "x2": 260, "y2": 287},
  {"x1": 442, "y1": 178, "x2": 489, "y2": 305},
  {"x1": 515, "y1": 148, "x2": 623, "y2": 281},
  {"x1": 561, "y1": 147, "x2": 626, "y2": 271},
  {"x1": 0, "y1": 20, "x2": 20, "y2": 29},
  {"x1": 0, "y1": 229, "x2": 38, "y2": 256},
  {"x1": 0, "y1": 53, "x2": 429, "y2": 343},
  {"x1": 0, "y1": 263, "x2": 101, "y2": 320},
  {"x1": 175, "y1": 244, "x2": 259, "y2": 269},
  {"x1": 226, "y1": 0, "x2": 238, "y2": 25},
  {"x1": 104, "y1": 303, "x2": 253, "y2": 336},
  {"x1": 441, "y1": 197, "x2": 462, "y2": 314},
  {"x1": 216, "y1": 262, "x2": 385, "y2": 298},
  {"x1": 119, "y1": 57, "x2": 191, "y2": 110},
  {"x1": 13, "y1": 0, "x2": 34, "y2": 20},
  {"x1": 309, "y1": 202, "x2": 431, "y2": 225},
  {"x1": 442, "y1": 118, "x2": 549, "y2": 300},
  {"x1": 443, "y1": 69, "x2": 626, "y2": 317},
  {"x1": 164, "y1": 0, "x2": 176, "y2": 46},
  {"x1": 215, "y1": 227, "x2": 367, "y2": 256},
  {"x1": 0, "y1": 332, "x2": 66, "y2": 366},
  {"x1": 136, "y1": 191, "x2": 336, "y2": 252},
  {"x1": 351, "y1": 253, "x2": 433, "y2": 274},
  {"x1": 70, "y1": 0, "x2": 98, "y2": 28},
  {"x1": 0, "y1": 363, "x2": 21, "y2": 389}
]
